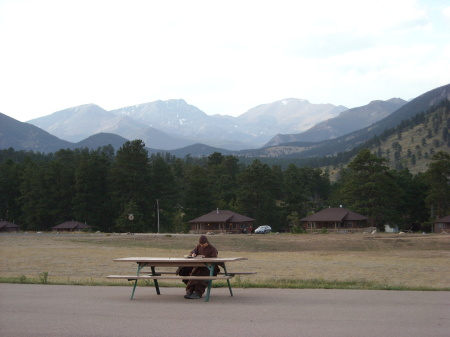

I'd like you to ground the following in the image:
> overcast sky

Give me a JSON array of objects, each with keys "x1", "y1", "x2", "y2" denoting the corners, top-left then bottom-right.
[{"x1": 1, "y1": 0, "x2": 449, "y2": 122}]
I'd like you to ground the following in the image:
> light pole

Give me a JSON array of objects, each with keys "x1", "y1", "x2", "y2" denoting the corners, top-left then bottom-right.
[{"x1": 156, "y1": 199, "x2": 160, "y2": 234}]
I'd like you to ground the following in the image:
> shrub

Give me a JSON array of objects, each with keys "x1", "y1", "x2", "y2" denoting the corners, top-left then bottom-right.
[
  {"x1": 291, "y1": 225, "x2": 307, "y2": 234},
  {"x1": 320, "y1": 227, "x2": 328, "y2": 234},
  {"x1": 40, "y1": 272, "x2": 49, "y2": 284}
]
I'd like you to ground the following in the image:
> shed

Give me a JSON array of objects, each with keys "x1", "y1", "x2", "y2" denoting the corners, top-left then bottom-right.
[
  {"x1": 0, "y1": 220, "x2": 20, "y2": 232},
  {"x1": 52, "y1": 221, "x2": 91, "y2": 232},
  {"x1": 188, "y1": 209, "x2": 255, "y2": 234},
  {"x1": 433, "y1": 215, "x2": 450, "y2": 233},
  {"x1": 300, "y1": 207, "x2": 372, "y2": 233}
]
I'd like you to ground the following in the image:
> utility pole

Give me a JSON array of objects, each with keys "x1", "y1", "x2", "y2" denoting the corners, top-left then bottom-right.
[{"x1": 156, "y1": 199, "x2": 160, "y2": 234}]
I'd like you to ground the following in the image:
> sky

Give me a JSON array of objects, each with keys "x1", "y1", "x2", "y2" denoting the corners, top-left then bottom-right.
[{"x1": 1, "y1": 0, "x2": 449, "y2": 122}]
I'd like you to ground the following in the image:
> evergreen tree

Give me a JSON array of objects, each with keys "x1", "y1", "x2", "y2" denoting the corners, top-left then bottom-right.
[
  {"x1": 109, "y1": 140, "x2": 152, "y2": 232},
  {"x1": 206, "y1": 153, "x2": 240, "y2": 209},
  {"x1": 338, "y1": 149, "x2": 403, "y2": 230},
  {"x1": 45, "y1": 149, "x2": 79, "y2": 225},
  {"x1": 236, "y1": 159, "x2": 277, "y2": 227},
  {"x1": 283, "y1": 164, "x2": 309, "y2": 216},
  {"x1": 46, "y1": 160, "x2": 75, "y2": 225},
  {"x1": 113, "y1": 200, "x2": 145, "y2": 233},
  {"x1": 18, "y1": 161, "x2": 52, "y2": 230},
  {"x1": 0, "y1": 159, "x2": 22, "y2": 223},
  {"x1": 424, "y1": 151, "x2": 450, "y2": 219},
  {"x1": 392, "y1": 169, "x2": 429, "y2": 230},
  {"x1": 301, "y1": 166, "x2": 331, "y2": 212},
  {"x1": 149, "y1": 155, "x2": 178, "y2": 233},
  {"x1": 72, "y1": 150, "x2": 112, "y2": 232},
  {"x1": 183, "y1": 165, "x2": 214, "y2": 221}
]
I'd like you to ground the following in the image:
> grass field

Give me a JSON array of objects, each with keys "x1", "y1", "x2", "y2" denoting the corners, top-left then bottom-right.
[{"x1": 1, "y1": 232, "x2": 449, "y2": 290}]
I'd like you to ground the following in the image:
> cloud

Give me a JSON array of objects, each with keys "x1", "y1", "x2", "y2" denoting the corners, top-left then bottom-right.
[
  {"x1": 443, "y1": 6, "x2": 450, "y2": 20},
  {"x1": 0, "y1": 0, "x2": 448, "y2": 121}
]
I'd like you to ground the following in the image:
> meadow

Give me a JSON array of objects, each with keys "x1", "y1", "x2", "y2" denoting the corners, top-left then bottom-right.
[{"x1": 1, "y1": 232, "x2": 449, "y2": 290}]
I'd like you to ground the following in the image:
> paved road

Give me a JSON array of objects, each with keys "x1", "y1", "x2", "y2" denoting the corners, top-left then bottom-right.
[{"x1": 0, "y1": 284, "x2": 448, "y2": 337}]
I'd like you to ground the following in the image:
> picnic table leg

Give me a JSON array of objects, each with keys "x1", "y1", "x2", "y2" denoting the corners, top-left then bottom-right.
[
  {"x1": 203, "y1": 264, "x2": 216, "y2": 302},
  {"x1": 130, "y1": 280, "x2": 138, "y2": 300},
  {"x1": 131, "y1": 263, "x2": 146, "y2": 300},
  {"x1": 222, "y1": 264, "x2": 233, "y2": 297},
  {"x1": 151, "y1": 266, "x2": 161, "y2": 295}
]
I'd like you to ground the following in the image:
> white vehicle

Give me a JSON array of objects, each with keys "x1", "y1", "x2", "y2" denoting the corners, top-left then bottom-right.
[{"x1": 254, "y1": 225, "x2": 272, "y2": 234}]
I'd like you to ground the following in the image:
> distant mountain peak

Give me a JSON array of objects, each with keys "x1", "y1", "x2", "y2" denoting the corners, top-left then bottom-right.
[
  {"x1": 263, "y1": 98, "x2": 408, "y2": 146},
  {"x1": 281, "y1": 98, "x2": 308, "y2": 105}
]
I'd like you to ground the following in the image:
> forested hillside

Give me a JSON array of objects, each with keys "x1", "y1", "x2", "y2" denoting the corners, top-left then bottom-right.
[
  {"x1": 1, "y1": 140, "x2": 449, "y2": 233},
  {"x1": 366, "y1": 99, "x2": 449, "y2": 173},
  {"x1": 246, "y1": 99, "x2": 449, "y2": 174},
  {"x1": 243, "y1": 84, "x2": 450, "y2": 162},
  {"x1": 318, "y1": 98, "x2": 450, "y2": 178}
]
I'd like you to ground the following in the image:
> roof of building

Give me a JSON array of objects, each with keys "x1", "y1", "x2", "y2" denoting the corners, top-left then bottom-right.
[
  {"x1": 189, "y1": 210, "x2": 255, "y2": 223},
  {"x1": 0, "y1": 221, "x2": 20, "y2": 228},
  {"x1": 300, "y1": 208, "x2": 369, "y2": 222},
  {"x1": 52, "y1": 221, "x2": 90, "y2": 229},
  {"x1": 434, "y1": 215, "x2": 450, "y2": 223}
]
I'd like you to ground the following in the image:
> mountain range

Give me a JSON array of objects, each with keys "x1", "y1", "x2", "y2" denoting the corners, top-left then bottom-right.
[
  {"x1": 243, "y1": 83, "x2": 450, "y2": 158},
  {"x1": 0, "y1": 112, "x2": 130, "y2": 154},
  {"x1": 264, "y1": 98, "x2": 406, "y2": 146},
  {"x1": 1, "y1": 84, "x2": 449, "y2": 161},
  {"x1": 26, "y1": 98, "x2": 350, "y2": 151}
]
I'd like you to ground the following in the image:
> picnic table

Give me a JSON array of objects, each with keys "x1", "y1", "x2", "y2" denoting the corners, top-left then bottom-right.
[{"x1": 107, "y1": 257, "x2": 253, "y2": 302}]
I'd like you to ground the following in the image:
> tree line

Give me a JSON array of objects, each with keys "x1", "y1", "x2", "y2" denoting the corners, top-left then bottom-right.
[{"x1": 1, "y1": 142, "x2": 449, "y2": 233}]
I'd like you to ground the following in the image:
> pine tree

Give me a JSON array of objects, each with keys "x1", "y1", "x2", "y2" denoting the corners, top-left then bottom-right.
[
  {"x1": 109, "y1": 140, "x2": 152, "y2": 232},
  {"x1": 149, "y1": 155, "x2": 178, "y2": 233},
  {"x1": 236, "y1": 159, "x2": 277, "y2": 226},
  {"x1": 424, "y1": 152, "x2": 450, "y2": 218},
  {"x1": 183, "y1": 165, "x2": 214, "y2": 221},
  {"x1": 0, "y1": 159, "x2": 22, "y2": 223},
  {"x1": 339, "y1": 149, "x2": 403, "y2": 230},
  {"x1": 72, "y1": 150, "x2": 111, "y2": 231}
]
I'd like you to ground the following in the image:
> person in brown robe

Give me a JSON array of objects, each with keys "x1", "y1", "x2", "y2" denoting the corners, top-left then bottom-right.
[{"x1": 184, "y1": 235, "x2": 220, "y2": 299}]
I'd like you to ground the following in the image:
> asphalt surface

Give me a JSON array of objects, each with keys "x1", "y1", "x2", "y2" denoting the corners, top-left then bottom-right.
[{"x1": 0, "y1": 284, "x2": 449, "y2": 337}]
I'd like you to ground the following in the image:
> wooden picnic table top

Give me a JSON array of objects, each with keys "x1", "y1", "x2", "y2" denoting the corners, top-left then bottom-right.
[{"x1": 113, "y1": 257, "x2": 247, "y2": 264}]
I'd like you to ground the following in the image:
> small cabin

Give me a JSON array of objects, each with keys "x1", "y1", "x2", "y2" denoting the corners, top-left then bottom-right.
[
  {"x1": 300, "y1": 207, "x2": 372, "y2": 233},
  {"x1": 433, "y1": 215, "x2": 450, "y2": 233},
  {"x1": 0, "y1": 221, "x2": 20, "y2": 232},
  {"x1": 52, "y1": 221, "x2": 91, "y2": 232},
  {"x1": 188, "y1": 210, "x2": 255, "y2": 234}
]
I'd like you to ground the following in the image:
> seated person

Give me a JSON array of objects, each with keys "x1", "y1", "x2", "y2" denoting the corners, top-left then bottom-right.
[{"x1": 184, "y1": 235, "x2": 219, "y2": 299}]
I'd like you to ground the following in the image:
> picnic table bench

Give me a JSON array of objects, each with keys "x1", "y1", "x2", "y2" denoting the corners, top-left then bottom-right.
[{"x1": 106, "y1": 257, "x2": 255, "y2": 302}]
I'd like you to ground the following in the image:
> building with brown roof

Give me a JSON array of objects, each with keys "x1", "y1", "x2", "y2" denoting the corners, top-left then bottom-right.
[
  {"x1": 52, "y1": 221, "x2": 91, "y2": 232},
  {"x1": 0, "y1": 221, "x2": 20, "y2": 232},
  {"x1": 433, "y1": 215, "x2": 450, "y2": 233},
  {"x1": 188, "y1": 209, "x2": 255, "y2": 234},
  {"x1": 300, "y1": 207, "x2": 372, "y2": 233}
]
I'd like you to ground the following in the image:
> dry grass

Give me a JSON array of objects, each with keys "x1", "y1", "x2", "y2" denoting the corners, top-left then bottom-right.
[{"x1": 1, "y1": 233, "x2": 449, "y2": 289}]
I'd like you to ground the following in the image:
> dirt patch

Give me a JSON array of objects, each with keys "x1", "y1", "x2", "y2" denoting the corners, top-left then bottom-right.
[{"x1": 1, "y1": 233, "x2": 449, "y2": 288}]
